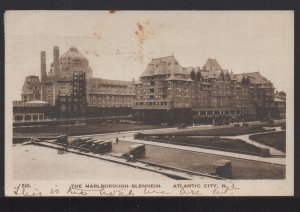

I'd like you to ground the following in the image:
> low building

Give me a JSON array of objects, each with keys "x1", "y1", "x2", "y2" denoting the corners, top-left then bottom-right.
[{"x1": 13, "y1": 100, "x2": 52, "y2": 123}]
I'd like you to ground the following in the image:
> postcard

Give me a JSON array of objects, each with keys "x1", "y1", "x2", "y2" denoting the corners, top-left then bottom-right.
[{"x1": 5, "y1": 10, "x2": 294, "y2": 196}]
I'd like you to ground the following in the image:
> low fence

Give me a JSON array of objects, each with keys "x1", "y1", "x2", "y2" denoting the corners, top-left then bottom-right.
[
  {"x1": 13, "y1": 133, "x2": 63, "y2": 143},
  {"x1": 13, "y1": 115, "x2": 132, "y2": 127},
  {"x1": 13, "y1": 133, "x2": 62, "y2": 138}
]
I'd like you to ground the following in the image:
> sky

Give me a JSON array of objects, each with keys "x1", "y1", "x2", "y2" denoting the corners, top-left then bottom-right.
[{"x1": 5, "y1": 11, "x2": 294, "y2": 100}]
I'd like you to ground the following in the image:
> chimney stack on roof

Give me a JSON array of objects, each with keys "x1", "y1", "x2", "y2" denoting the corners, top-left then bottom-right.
[
  {"x1": 53, "y1": 46, "x2": 60, "y2": 77},
  {"x1": 40, "y1": 51, "x2": 47, "y2": 81}
]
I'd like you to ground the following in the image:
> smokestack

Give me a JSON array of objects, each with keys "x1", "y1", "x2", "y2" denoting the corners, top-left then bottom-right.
[
  {"x1": 53, "y1": 46, "x2": 60, "y2": 76},
  {"x1": 40, "y1": 51, "x2": 47, "y2": 81}
]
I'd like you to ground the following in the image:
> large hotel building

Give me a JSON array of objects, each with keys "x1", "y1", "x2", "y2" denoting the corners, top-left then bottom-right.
[
  {"x1": 41, "y1": 46, "x2": 135, "y2": 117},
  {"x1": 133, "y1": 55, "x2": 276, "y2": 123},
  {"x1": 13, "y1": 46, "x2": 283, "y2": 123},
  {"x1": 14, "y1": 46, "x2": 135, "y2": 122}
]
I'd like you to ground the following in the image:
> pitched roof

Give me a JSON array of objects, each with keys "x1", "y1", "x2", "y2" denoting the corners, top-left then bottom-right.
[
  {"x1": 183, "y1": 67, "x2": 194, "y2": 75},
  {"x1": 208, "y1": 69, "x2": 222, "y2": 79},
  {"x1": 234, "y1": 74, "x2": 245, "y2": 82},
  {"x1": 203, "y1": 58, "x2": 222, "y2": 71},
  {"x1": 141, "y1": 55, "x2": 188, "y2": 77},
  {"x1": 235, "y1": 72, "x2": 271, "y2": 84}
]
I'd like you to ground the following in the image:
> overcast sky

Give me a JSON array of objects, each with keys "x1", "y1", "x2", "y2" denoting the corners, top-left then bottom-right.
[{"x1": 5, "y1": 11, "x2": 293, "y2": 100}]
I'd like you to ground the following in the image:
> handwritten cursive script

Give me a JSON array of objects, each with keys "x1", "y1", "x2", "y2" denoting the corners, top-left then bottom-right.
[
  {"x1": 13, "y1": 184, "x2": 42, "y2": 197},
  {"x1": 67, "y1": 186, "x2": 135, "y2": 196},
  {"x1": 143, "y1": 187, "x2": 170, "y2": 195},
  {"x1": 179, "y1": 187, "x2": 202, "y2": 196},
  {"x1": 213, "y1": 184, "x2": 239, "y2": 195}
]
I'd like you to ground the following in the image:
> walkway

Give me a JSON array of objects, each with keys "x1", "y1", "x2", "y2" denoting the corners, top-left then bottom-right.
[
  {"x1": 224, "y1": 129, "x2": 285, "y2": 157},
  {"x1": 72, "y1": 124, "x2": 230, "y2": 140}
]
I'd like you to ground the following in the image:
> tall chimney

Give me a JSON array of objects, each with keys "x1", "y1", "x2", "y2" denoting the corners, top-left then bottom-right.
[
  {"x1": 53, "y1": 46, "x2": 60, "y2": 77},
  {"x1": 40, "y1": 51, "x2": 47, "y2": 81}
]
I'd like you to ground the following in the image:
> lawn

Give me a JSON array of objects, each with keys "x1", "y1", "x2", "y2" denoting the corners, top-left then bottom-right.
[
  {"x1": 142, "y1": 136, "x2": 264, "y2": 156},
  {"x1": 261, "y1": 122, "x2": 286, "y2": 129},
  {"x1": 249, "y1": 131, "x2": 286, "y2": 153},
  {"x1": 13, "y1": 122, "x2": 166, "y2": 136},
  {"x1": 147, "y1": 126, "x2": 273, "y2": 136},
  {"x1": 113, "y1": 140, "x2": 285, "y2": 179}
]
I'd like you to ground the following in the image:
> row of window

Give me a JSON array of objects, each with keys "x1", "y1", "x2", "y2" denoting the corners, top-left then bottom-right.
[
  {"x1": 135, "y1": 102, "x2": 169, "y2": 106},
  {"x1": 14, "y1": 114, "x2": 45, "y2": 122},
  {"x1": 195, "y1": 109, "x2": 255, "y2": 116}
]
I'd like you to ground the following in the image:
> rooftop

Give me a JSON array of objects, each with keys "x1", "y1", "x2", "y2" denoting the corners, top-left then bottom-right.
[
  {"x1": 235, "y1": 72, "x2": 272, "y2": 84},
  {"x1": 141, "y1": 55, "x2": 190, "y2": 77},
  {"x1": 203, "y1": 58, "x2": 223, "y2": 71},
  {"x1": 60, "y1": 47, "x2": 87, "y2": 60},
  {"x1": 26, "y1": 100, "x2": 49, "y2": 104},
  {"x1": 13, "y1": 100, "x2": 50, "y2": 107}
]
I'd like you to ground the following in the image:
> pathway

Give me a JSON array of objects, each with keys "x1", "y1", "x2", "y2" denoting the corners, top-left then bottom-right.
[{"x1": 223, "y1": 127, "x2": 285, "y2": 157}]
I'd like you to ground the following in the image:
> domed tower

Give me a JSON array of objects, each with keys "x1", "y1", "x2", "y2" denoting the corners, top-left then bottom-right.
[{"x1": 59, "y1": 47, "x2": 93, "y2": 78}]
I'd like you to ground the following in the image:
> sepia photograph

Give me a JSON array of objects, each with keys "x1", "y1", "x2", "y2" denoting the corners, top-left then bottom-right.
[{"x1": 4, "y1": 10, "x2": 294, "y2": 196}]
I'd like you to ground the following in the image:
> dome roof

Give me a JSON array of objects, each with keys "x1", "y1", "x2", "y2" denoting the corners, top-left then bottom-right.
[{"x1": 60, "y1": 47, "x2": 86, "y2": 60}]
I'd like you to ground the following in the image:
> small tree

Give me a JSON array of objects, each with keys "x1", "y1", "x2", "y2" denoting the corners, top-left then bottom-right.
[
  {"x1": 246, "y1": 77, "x2": 250, "y2": 85},
  {"x1": 190, "y1": 70, "x2": 196, "y2": 80},
  {"x1": 196, "y1": 71, "x2": 202, "y2": 81},
  {"x1": 241, "y1": 76, "x2": 246, "y2": 85}
]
